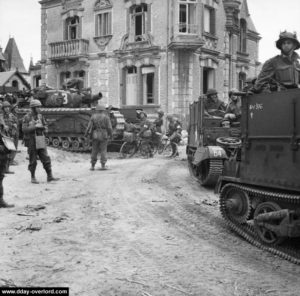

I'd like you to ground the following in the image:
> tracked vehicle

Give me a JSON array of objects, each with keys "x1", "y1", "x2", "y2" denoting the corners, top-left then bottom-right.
[
  {"x1": 187, "y1": 97, "x2": 241, "y2": 186},
  {"x1": 16, "y1": 89, "x2": 125, "y2": 151},
  {"x1": 217, "y1": 89, "x2": 300, "y2": 264}
]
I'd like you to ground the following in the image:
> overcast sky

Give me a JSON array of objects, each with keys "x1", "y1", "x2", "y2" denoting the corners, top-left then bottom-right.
[{"x1": 0, "y1": 0, "x2": 300, "y2": 71}]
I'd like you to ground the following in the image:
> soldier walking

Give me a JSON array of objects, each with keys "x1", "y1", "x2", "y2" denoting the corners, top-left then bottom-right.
[
  {"x1": 85, "y1": 104, "x2": 112, "y2": 171},
  {"x1": 22, "y1": 99, "x2": 59, "y2": 184}
]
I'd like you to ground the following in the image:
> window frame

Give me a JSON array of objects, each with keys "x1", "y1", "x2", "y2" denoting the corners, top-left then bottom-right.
[
  {"x1": 129, "y1": 3, "x2": 149, "y2": 42},
  {"x1": 65, "y1": 16, "x2": 80, "y2": 40},
  {"x1": 203, "y1": 5, "x2": 216, "y2": 36},
  {"x1": 178, "y1": 0, "x2": 197, "y2": 34},
  {"x1": 95, "y1": 10, "x2": 112, "y2": 37}
]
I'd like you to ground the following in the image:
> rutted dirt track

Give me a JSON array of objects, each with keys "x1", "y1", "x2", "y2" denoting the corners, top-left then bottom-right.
[{"x1": 0, "y1": 146, "x2": 300, "y2": 296}]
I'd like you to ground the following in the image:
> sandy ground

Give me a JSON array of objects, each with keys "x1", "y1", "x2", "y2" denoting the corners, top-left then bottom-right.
[{"x1": 0, "y1": 144, "x2": 299, "y2": 296}]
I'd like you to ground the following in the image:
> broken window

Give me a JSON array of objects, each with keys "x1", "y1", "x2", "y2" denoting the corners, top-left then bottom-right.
[
  {"x1": 204, "y1": 6, "x2": 216, "y2": 35},
  {"x1": 179, "y1": 0, "x2": 197, "y2": 34}
]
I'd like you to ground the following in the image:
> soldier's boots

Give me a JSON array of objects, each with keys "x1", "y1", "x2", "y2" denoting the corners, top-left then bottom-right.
[
  {"x1": 47, "y1": 170, "x2": 60, "y2": 182},
  {"x1": 0, "y1": 197, "x2": 14, "y2": 208},
  {"x1": 90, "y1": 164, "x2": 95, "y2": 171},
  {"x1": 100, "y1": 163, "x2": 107, "y2": 170},
  {"x1": 31, "y1": 177, "x2": 39, "y2": 184}
]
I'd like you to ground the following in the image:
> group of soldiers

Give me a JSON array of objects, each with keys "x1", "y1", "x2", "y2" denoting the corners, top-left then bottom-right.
[
  {"x1": 203, "y1": 30, "x2": 300, "y2": 124},
  {"x1": 0, "y1": 30, "x2": 299, "y2": 208},
  {"x1": 85, "y1": 104, "x2": 183, "y2": 171},
  {"x1": 0, "y1": 98, "x2": 60, "y2": 208}
]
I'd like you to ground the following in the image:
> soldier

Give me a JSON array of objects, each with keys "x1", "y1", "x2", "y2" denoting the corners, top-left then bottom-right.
[
  {"x1": 224, "y1": 89, "x2": 242, "y2": 123},
  {"x1": 166, "y1": 115, "x2": 182, "y2": 158},
  {"x1": 252, "y1": 31, "x2": 300, "y2": 93},
  {"x1": 22, "y1": 99, "x2": 59, "y2": 184},
  {"x1": 154, "y1": 109, "x2": 164, "y2": 134},
  {"x1": 3, "y1": 102, "x2": 19, "y2": 166},
  {"x1": 2, "y1": 101, "x2": 17, "y2": 173},
  {"x1": 0, "y1": 119, "x2": 14, "y2": 208},
  {"x1": 137, "y1": 111, "x2": 154, "y2": 158},
  {"x1": 203, "y1": 89, "x2": 226, "y2": 117},
  {"x1": 243, "y1": 77, "x2": 256, "y2": 92},
  {"x1": 85, "y1": 104, "x2": 112, "y2": 171}
]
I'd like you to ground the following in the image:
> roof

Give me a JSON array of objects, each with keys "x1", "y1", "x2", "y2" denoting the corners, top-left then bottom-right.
[
  {"x1": 240, "y1": 0, "x2": 259, "y2": 34},
  {"x1": 4, "y1": 38, "x2": 27, "y2": 73},
  {"x1": 0, "y1": 70, "x2": 30, "y2": 89}
]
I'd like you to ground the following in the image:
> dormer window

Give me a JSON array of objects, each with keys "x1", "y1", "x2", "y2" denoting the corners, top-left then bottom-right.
[{"x1": 179, "y1": 0, "x2": 197, "y2": 34}]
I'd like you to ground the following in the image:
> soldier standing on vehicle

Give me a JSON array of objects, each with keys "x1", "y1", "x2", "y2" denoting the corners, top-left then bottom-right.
[
  {"x1": 166, "y1": 115, "x2": 182, "y2": 158},
  {"x1": 223, "y1": 89, "x2": 242, "y2": 124},
  {"x1": 85, "y1": 104, "x2": 112, "y2": 171},
  {"x1": 203, "y1": 89, "x2": 227, "y2": 117},
  {"x1": 252, "y1": 31, "x2": 300, "y2": 93},
  {"x1": 22, "y1": 99, "x2": 60, "y2": 184},
  {"x1": 2, "y1": 101, "x2": 17, "y2": 173}
]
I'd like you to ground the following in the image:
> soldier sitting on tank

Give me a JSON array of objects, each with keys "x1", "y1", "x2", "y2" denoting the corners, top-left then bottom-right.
[
  {"x1": 22, "y1": 99, "x2": 60, "y2": 184},
  {"x1": 222, "y1": 89, "x2": 242, "y2": 127},
  {"x1": 166, "y1": 115, "x2": 182, "y2": 158},
  {"x1": 251, "y1": 31, "x2": 300, "y2": 93},
  {"x1": 203, "y1": 89, "x2": 227, "y2": 118}
]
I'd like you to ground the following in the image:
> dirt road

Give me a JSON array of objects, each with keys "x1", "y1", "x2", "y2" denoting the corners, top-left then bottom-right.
[{"x1": 0, "y1": 146, "x2": 299, "y2": 296}]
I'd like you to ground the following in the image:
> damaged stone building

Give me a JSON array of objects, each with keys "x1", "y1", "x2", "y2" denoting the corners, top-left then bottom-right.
[{"x1": 40, "y1": 0, "x2": 260, "y2": 120}]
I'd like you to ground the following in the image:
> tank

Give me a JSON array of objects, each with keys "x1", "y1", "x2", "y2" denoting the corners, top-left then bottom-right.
[
  {"x1": 16, "y1": 88, "x2": 125, "y2": 152},
  {"x1": 217, "y1": 89, "x2": 300, "y2": 264},
  {"x1": 186, "y1": 96, "x2": 241, "y2": 186}
]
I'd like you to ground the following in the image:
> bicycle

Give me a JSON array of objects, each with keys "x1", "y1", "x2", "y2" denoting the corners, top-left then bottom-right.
[
  {"x1": 119, "y1": 131, "x2": 154, "y2": 158},
  {"x1": 156, "y1": 135, "x2": 179, "y2": 158}
]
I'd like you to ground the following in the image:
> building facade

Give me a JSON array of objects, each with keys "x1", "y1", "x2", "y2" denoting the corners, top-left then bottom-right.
[{"x1": 40, "y1": 0, "x2": 260, "y2": 121}]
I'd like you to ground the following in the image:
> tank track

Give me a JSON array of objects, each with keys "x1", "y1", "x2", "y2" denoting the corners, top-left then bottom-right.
[
  {"x1": 220, "y1": 183, "x2": 300, "y2": 264},
  {"x1": 46, "y1": 136, "x2": 91, "y2": 153},
  {"x1": 202, "y1": 159, "x2": 224, "y2": 186}
]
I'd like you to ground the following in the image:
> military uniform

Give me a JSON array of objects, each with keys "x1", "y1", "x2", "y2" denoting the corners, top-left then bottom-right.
[
  {"x1": 0, "y1": 114, "x2": 14, "y2": 208},
  {"x1": 85, "y1": 106, "x2": 112, "y2": 170},
  {"x1": 167, "y1": 118, "x2": 182, "y2": 157},
  {"x1": 253, "y1": 31, "x2": 300, "y2": 93},
  {"x1": 253, "y1": 53, "x2": 300, "y2": 92},
  {"x1": 225, "y1": 98, "x2": 242, "y2": 121},
  {"x1": 22, "y1": 100, "x2": 58, "y2": 183}
]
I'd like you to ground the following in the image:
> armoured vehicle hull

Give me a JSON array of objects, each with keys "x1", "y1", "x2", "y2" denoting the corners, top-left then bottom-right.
[
  {"x1": 17, "y1": 107, "x2": 125, "y2": 152},
  {"x1": 187, "y1": 98, "x2": 241, "y2": 186},
  {"x1": 217, "y1": 89, "x2": 300, "y2": 264}
]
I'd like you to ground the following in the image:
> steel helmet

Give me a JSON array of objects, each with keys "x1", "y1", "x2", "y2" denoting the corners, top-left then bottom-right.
[
  {"x1": 29, "y1": 99, "x2": 42, "y2": 108},
  {"x1": 228, "y1": 88, "x2": 239, "y2": 98},
  {"x1": 206, "y1": 88, "x2": 218, "y2": 96},
  {"x1": 2, "y1": 101, "x2": 11, "y2": 108},
  {"x1": 276, "y1": 31, "x2": 300, "y2": 50},
  {"x1": 157, "y1": 109, "x2": 164, "y2": 116}
]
